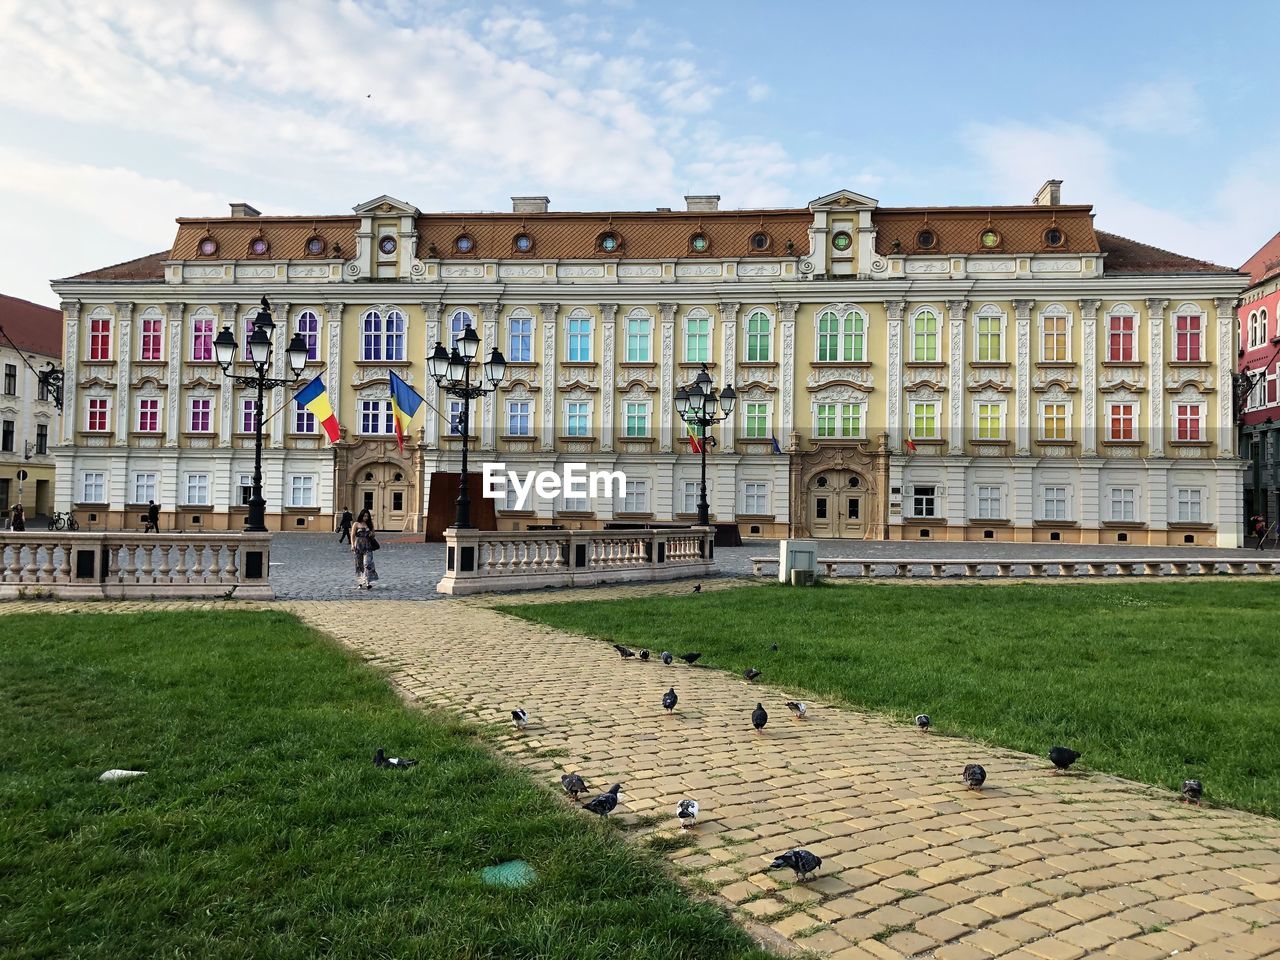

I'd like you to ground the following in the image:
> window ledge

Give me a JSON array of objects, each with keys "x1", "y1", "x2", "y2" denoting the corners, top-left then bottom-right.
[
  {"x1": 907, "y1": 438, "x2": 945, "y2": 446},
  {"x1": 971, "y1": 517, "x2": 1011, "y2": 525},
  {"x1": 969, "y1": 361, "x2": 1011, "y2": 369},
  {"x1": 619, "y1": 435, "x2": 656, "y2": 444},
  {"x1": 354, "y1": 360, "x2": 411, "y2": 367},
  {"x1": 1101, "y1": 520, "x2": 1145, "y2": 529},
  {"x1": 505, "y1": 361, "x2": 538, "y2": 368},
  {"x1": 497, "y1": 510, "x2": 537, "y2": 517},
  {"x1": 499, "y1": 434, "x2": 538, "y2": 442},
  {"x1": 1101, "y1": 360, "x2": 1143, "y2": 367},
  {"x1": 905, "y1": 361, "x2": 947, "y2": 368},
  {"x1": 741, "y1": 360, "x2": 780, "y2": 368},
  {"x1": 1101, "y1": 439, "x2": 1142, "y2": 446},
  {"x1": 284, "y1": 506, "x2": 322, "y2": 514},
  {"x1": 1169, "y1": 440, "x2": 1211, "y2": 447},
  {"x1": 618, "y1": 361, "x2": 656, "y2": 368},
  {"x1": 439, "y1": 434, "x2": 477, "y2": 442},
  {"x1": 615, "y1": 512, "x2": 656, "y2": 520},
  {"x1": 971, "y1": 438, "x2": 1010, "y2": 446},
  {"x1": 73, "y1": 501, "x2": 109, "y2": 508},
  {"x1": 1035, "y1": 520, "x2": 1079, "y2": 527},
  {"x1": 558, "y1": 436, "x2": 599, "y2": 445},
  {"x1": 736, "y1": 513, "x2": 776, "y2": 522},
  {"x1": 903, "y1": 517, "x2": 946, "y2": 525},
  {"x1": 1035, "y1": 360, "x2": 1076, "y2": 368},
  {"x1": 1168, "y1": 521, "x2": 1212, "y2": 530},
  {"x1": 678, "y1": 362, "x2": 717, "y2": 369},
  {"x1": 562, "y1": 361, "x2": 599, "y2": 369},
  {"x1": 1169, "y1": 360, "x2": 1211, "y2": 368},
  {"x1": 1037, "y1": 438, "x2": 1078, "y2": 446},
  {"x1": 556, "y1": 511, "x2": 596, "y2": 518}
]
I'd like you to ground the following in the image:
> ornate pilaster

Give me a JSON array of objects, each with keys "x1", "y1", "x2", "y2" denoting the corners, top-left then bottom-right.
[
  {"x1": 217, "y1": 302, "x2": 238, "y2": 448},
  {"x1": 884, "y1": 299, "x2": 905, "y2": 452},
  {"x1": 777, "y1": 301, "x2": 798, "y2": 441},
  {"x1": 658, "y1": 302, "x2": 676, "y2": 452},
  {"x1": 270, "y1": 300, "x2": 291, "y2": 447},
  {"x1": 1146, "y1": 298, "x2": 1169, "y2": 458},
  {"x1": 1013, "y1": 299, "x2": 1034, "y2": 456},
  {"x1": 600, "y1": 303, "x2": 618, "y2": 452},
  {"x1": 421, "y1": 302, "x2": 443, "y2": 448},
  {"x1": 324, "y1": 302, "x2": 344, "y2": 441},
  {"x1": 1215, "y1": 297, "x2": 1237, "y2": 457},
  {"x1": 719, "y1": 302, "x2": 741, "y2": 448},
  {"x1": 479, "y1": 302, "x2": 500, "y2": 450},
  {"x1": 114, "y1": 302, "x2": 134, "y2": 444},
  {"x1": 1078, "y1": 299, "x2": 1101, "y2": 456},
  {"x1": 164, "y1": 303, "x2": 185, "y2": 446},
  {"x1": 946, "y1": 299, "x2": 969, "y2": 454},
  {"x1": 60, "y1": 300, "x2": 81, "y2": 442},
  {"x1": 539, "y1": 303, "x2": 559, "y2": 451}
]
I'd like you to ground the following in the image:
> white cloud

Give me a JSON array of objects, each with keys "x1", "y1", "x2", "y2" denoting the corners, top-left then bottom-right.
[
  {"x1": 746, "y1": 80, "x2": 770, "y2": 103},
  {"x1": 1102, "y1": 78, "x2": 1205, "y2": 135}
]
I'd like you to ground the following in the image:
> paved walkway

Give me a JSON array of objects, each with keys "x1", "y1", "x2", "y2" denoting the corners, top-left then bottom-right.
[{"x1": 4, "y1": 589, "x2": 1279, "y2": 960}]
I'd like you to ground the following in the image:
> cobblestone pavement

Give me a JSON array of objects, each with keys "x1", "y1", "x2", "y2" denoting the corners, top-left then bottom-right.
[
  {"x1": 264, "y1": 532, "x2": 1279, "y2": 600},
  {"x1": 5, "y1": 591, "x2": 1280, "y2": 960}
]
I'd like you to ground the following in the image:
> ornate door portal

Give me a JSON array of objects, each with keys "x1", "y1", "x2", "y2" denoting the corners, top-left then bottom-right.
[
  {"x1": 807, "y1": 470, "x2": 867, "y2": 539},
  {"x1": 350, "y1": 461, "x2": 412, "y2": 531},
  {"x1": 790, "y1": 435, "x2": 890, "y2": 540}
]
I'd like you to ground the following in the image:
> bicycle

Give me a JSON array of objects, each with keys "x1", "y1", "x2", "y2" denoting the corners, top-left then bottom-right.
[{"x1": 48, "y1": 511, "x2": 80, "y2": 531}]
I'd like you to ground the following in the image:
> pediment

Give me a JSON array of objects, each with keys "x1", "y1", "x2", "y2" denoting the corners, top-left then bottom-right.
[
  {"x1": 809, "y1": 188, "x2": 879, "y2": 211},
  {"x1": 352, "y1": 195, "x2": 419, "y2": 216}
]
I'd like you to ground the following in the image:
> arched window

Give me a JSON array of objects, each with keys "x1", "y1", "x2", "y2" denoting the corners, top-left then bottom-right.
[
  {"x1": 745, "y1": 309, "x2": 773, "y2": 362},
  {"x1": 295, "y1": 309, "x2": 320, "y2": 362},
  {"x1": 361, "y1": 307, "x2": 405, "y2": 361},
  {"x1": 625, "y1": 308, "x2": 652, "y2": 363},
  {"x1": 448, "y1": 309, "x2": 474, "y2": 349},
  {"x1": 910, "y1": 307, "x2": 939, "y2": 363},
  {"x1": 815, "y1": 306, "x2": 865, "y2": 363},
  {"x1": 566, "y1": 308, "x2": 592, "y2": 363},
  {"x1": 362, "y1": 309, "x2": 383, "y2": 361},
  {"x1": 1039, "y1": 304, "x2": 1071, "y2": 363},
  {"x1": 138, "y1": 306, "x2": 164, "y2": 362},
  {"x1": 190, "y1": 306, "x2": 216, "y2": 362},
  {"x1": 1106, "y1": 304, "x2": 1139, "y2": 363},
  {"x1": 973, "y1": 304, "x2": 1006, "y2": 363},
  {"x1": 683, "y1": 308, "x2": 713, "y2": 363},
  {"x1": 506, "y1": 308, "x2": 533, "y2": 363}
]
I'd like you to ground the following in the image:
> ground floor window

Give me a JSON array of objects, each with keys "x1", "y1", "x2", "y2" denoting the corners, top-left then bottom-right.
[
  {"x1": 1041, "y1": 485, "x2": 1068, "y2": 521},
  {"x1": 1109, "y1": 486, "x2": 1136, "y2": 521},
  {"x1": 81, "y1": 471, "x2": 105, "y2": 503},
  {"x1": 743, "y1": 481, "x2": 769, "y2": 514},
  {"x1": 238, "y1": 473, "x2": 253, "y2": 506},
  {"x1": 184, "y1": 473, "x2": 209, "y2": 506},
  {"x1": 289, "y1": 475, "x2": 315, "y2": 508},
  {"x1": 912, "y1": 484, "x2": 936, "y2": 518},
  {"x1": 622, "y1": 479, "x2": 648, "y2": 513},
  {"x1": 975, "y1": 485, "x2": 1003, "y2": 519},
  {"x1": 132, "y1": 472, "x2": 157, "y2": 504},
  {"x1": 1175, "y1": 487, "x2": 1203, "y2": 523},
  {"x1": 682, "y1": 480, "x2": 699, "y2": 514}
]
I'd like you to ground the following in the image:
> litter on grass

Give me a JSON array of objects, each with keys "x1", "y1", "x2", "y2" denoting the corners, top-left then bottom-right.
[{"x1": 480, "y1": 860, "x2": 536, "y2": 888}]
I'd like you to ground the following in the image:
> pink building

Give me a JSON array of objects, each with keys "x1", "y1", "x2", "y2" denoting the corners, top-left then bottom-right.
[{"x1": 1238, "y1": 231, "x2": 1280, "y2": 530}]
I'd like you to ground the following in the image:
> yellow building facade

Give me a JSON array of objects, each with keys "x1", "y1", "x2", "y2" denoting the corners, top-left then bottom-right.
[{"x1": 51, "y1": 185, "x2": 1249, "y2": 544}]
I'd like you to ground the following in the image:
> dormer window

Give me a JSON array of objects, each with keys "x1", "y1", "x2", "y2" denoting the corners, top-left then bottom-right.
[
  {"x1": 379, "y1": 236, "x2": 398, "y2": 255},
  {"x1": 514, "y1": 233, "x2": 533, "y2": 253},
  {"x1": 249, "y1": 237, "x2": 269, "y2": 256},
  {"x1": 598, "y1": 231, "x2": 621, "y2": 253},
  {"x1": 1044, "y1": 227, "x2": 1065, "y2": 248},
  {"x1": 306, "y1": 235, "x2": 326, "y2": 256},
  {"x1": 831, "y1": 231, "x2": 853, "y2": 251},
  {"x1": 455, "y1": 234, "x2": 475, "y2": 254},
  {"x1": 750, "y1": 231, "x2": 771, "y2": 252},
  {"x1": 980, "y1": 229, "x2": 1001, "y2": 249},
  {"x1": 198, "y1": 237, "x2": 218, "y2": 257},
  {"x1": 915, "y1": 230, "x2": 936, "y2": 250}
]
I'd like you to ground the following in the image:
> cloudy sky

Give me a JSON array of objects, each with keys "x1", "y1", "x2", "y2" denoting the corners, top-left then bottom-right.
[{"x1": 2, "y1": 0, "x2": 1277, "y2": 306}]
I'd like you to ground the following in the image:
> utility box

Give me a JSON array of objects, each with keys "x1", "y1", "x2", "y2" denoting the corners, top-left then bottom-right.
[{"x1": 779, "y1": 540, "x2": 818, "y2": 585}]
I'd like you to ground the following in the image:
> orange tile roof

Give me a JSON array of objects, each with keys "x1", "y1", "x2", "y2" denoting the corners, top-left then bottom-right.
[
  {"x1": 67, "y1": 250, "x2": 168, "y2": 282},
  {"x1": 873, "y1": 206, "x2": 1099, "y2": 256},
  {"x1": 170, "y1": 216, "x2": 360, "y2": 262},
  {"x1": 1240, "y1": 230, "x2": 1280, "y2": 286},
  {"x1": 1095, "y1": 231, "x2": 1241, "y2": 276},
  {"x1": 0, "y1": 293, "x2": 62, "y2": 357}
]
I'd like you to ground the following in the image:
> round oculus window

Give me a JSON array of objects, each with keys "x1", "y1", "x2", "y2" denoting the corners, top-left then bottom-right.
[
  {"x1": 249, "y1": 238, "x2": 268, "y2": 255},
  {"x1": 455, "y1": 235, "x2": 474, "y2": 253},
  {"x1": 1044, "y1": 227, "x2": 1064, "y2": 247},
  {"x1": 816, "y1": 475, "x2": 828, "y2": 488},
  {"x1": 599, "y1": 232, "x2": 619, "y2": 252},
  {"x1": 916, "y1": 229, "x2": 936, "y2": 249},
  {"x1": 514, "y1": 233, "x2": 533, "y2": 252},
  {"x1": 379, "y1": 236, "x2": 397, "y2": 255},
  {"x1": 690, "y1": 233, "x2": 709, "y2": 252},
  {"x1": 199, "y1": 238, "x2": 218, "y2": 256},
  {"x1": 831, "y1": 231, "x2": 853, "y2": 251},
  {"x1": 980, "y1": 229, "x2": 1001, "y2": 248},
  {"x1": 750, "y1": 232, "x2": 770, "y2": 251},
  {"x1": 307, "y1": 236, "x2": 325, "y2": 255}
]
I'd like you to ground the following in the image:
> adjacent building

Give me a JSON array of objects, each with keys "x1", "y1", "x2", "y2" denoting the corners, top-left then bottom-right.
[
  {"x1": 0, "y1": 293, "x2": 63, "y2": 519},
  {"x1": 1238, "y1": 230, "x2": 1280, "y2": 527},
  {"x1": 50, "y1": 183, "x2": 1249, "y2": 544}
]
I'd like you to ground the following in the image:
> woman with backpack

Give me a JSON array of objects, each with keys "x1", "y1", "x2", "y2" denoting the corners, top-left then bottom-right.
[{"x1": 351, "y1": 509, "x2": 380, "y2": 590}]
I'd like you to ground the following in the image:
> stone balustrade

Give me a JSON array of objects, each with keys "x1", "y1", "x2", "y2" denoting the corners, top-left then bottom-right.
[
  {"x1": 0, "y1": 532, "x2": 273, "y2": 599},
  {"x1": 752, "y1": 555, "x2": 1278, "y2": 580},
  {"x1": 438, "y1": 526, "x2": 715, "y2": 595}
]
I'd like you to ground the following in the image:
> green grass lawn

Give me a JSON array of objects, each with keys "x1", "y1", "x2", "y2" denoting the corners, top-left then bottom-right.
[
  {"x1": 0, "y1": 611, "x2": 776, "y2": 960},
  {"x1": 503, "y1": 581, "x2": 1280, "y2": 819}
]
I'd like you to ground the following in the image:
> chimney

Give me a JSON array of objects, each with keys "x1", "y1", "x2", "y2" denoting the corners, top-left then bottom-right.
[
  {"x1": 229, "y1": 202, "x2": 261, "y2": 218},
  {"x1": 1032, "y1": 180, "x2": 1062, "y2": 206},
  {"x1": 511, "y1": 196, "x2": 549, "y2": 214},
  {"x1": 685, "y1": 195, "x2": 720, "y2": 212}
]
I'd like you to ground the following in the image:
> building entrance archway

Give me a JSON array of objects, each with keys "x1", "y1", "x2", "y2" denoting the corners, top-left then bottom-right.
[
  {"x1": 807, "y1": 469, "x2": 868, "y2": 539},
  {"x1": 349, "y1": 461, "x2": 413, "y2": 531}
]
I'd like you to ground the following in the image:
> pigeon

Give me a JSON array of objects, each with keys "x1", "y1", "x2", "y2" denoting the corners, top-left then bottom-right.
[
  {"x1": 743, "y1": 668, "x2": 761, "y2": 682},
  {"x1": 583, "y1": 783, "x2": 621, "y2": 817},
  {"x1": 785, "y1": 701, "x2": 807, "y2": 720},
  {"x1": 374, "y1": 748, "x2": 418, "y2": 769},
  {"x1": 661, "y1": 651, "x2": 674, "y2": 665},
  {"x1": 962, "y1": 763, "x2": 987, "y2": 790},
  {"x1": 662, "y1": 687, "x2": 678, "y2": 713},
  {"x1": 561, "y1": 772, "x2": 587, "y2": 801},
  {"x1": 1048, "y1": 746, "x2": 1081, "y2": 774},
  {"x1": 916, "y1": 714, "x2": 931, "y2": 731},
  {"x1": 1181, "y1": 779, "x2": 1203, "y2": 805},
  {"x1": 693, "y1": 584, "x2": 702, "y2": 593},
  {"x1": 679, "y1": 652, "x2": 702, "y2": 665},
  {"x1": 613, "y1": 643, "x2": 636, "y2": 661},
  {"x1": 771, "y1": 643, "x2": 778, "y2": 652},
  {"x1": 752, "y1": 702, "x2": 768, "y2": 733},
  {"x1": 768, "y1": 849, "x2": 822, "y2": 882},
  {"x1": 511, "y1": 708, "x2": 529, "y2": 731},
  {"x1": 639, "y1": 649, "x2": 650, "y2": 662},
  {"x1": 676, "y1": 798, "x2": 699, "y2": 829}
]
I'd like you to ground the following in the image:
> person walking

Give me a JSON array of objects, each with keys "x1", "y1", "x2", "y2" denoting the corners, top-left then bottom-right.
[
  {"x1": 10, "y1": 503, "x2": 25, "y2": 531},
  {"x1": 351, "y1": 509, "x2": 379, "y2": 590},
  {"x1": 337, "y1": 507, "x2": 353, "y2": 544},
  {"x1": 1253, "y1": 514, "x2": 1269, "y2": 550},
  {"x1": 144, "y1": 500, "x2": 160, "y2": 533}
]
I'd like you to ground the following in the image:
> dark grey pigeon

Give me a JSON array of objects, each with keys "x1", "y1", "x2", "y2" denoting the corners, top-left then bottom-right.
[
  {"x1": 752, "y1": 702, "x2": 768, "y2": 733},
  {"x1": 678, "y1": 652, "x2": 702, "y2": 665},
  {"x1": 639, "y1": 649, "x2": 650, "y2": 662},
  {"x1": 1048, "y1": 746, "x2": 1080, "y2": 773},
  {"x1": 743, "y1": 668, "x2": 761, "y2": 682},
  {"x1": 374, "y1": 748, "x2": 418, "y2": 769},
  {"x1": 561, "y1": 773, "x2": 587, "y2": 802},
  {"x1": 1181, "y1": 779, "x2": 1203, "y2": 804},
  {"x1": 768, "y1": 848, "x2": 822, "y2": 881},
  {"x1": 613, "y1": 644, "x2": 636, "y2": 661},
  {"x1": 583, "y1": 783, "x2": 621, "y2": 817},
  {"x1": 784, "y1": 700, "x2": 807, "y2": 720},
  {"x1": 661, "y1": 651, "x2": 674, "y2": 665},
  {"x1": 916, "y1": 714, "x2": 931, "y2": 731},
  {"x1": 962, "y1": 763, "x2": 987, "y2": 790},
  {"x1": 693, "y1": 584, "x2": 702, "y2": 593},
  {"x1": 662, "y1": 687, "x2": 678, "y2": 713}
]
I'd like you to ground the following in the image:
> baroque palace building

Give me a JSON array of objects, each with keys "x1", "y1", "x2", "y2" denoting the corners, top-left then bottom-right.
[{"x1": 50, "y1": 183, "x2": 1248, "y2": 544}]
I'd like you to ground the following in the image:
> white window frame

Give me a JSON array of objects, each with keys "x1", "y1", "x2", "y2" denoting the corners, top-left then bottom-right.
[
  {"x1": 681, "y1": 480, "x2": 699, "y2": 515},
  {"x1": 621, "y1": 478, "x2": 649, "y2": 514},
  {"x1": 815, "y1": 306, "x2": 866, "y2": 363},
  {"x1": 909, "y1": 400, "x2": 940, "y2": 440},
  {"x1": 360, "y1": 399, "x2": 395, "y2": 436},
  {"x1": 1038, "y1": 305, "x2": 1072, "y2": 363},
  {"x1": 1109, "y1": 486, "x2": 1137, "y2": 522},
  {"x1": 131, "y1": 472, "x2": 157, "y2": 504},
  {"x1": 1039, "y1": 400, "x2": 1072, "y2": 441},
  {"x1": 87, "y1": 307, "x2": 113, "y2": 362},
  {"x1": 565, "y1": 400, "x2": 591, "y2": 437},
  {"x1": 1175, "y1": 487, "x2": 1203, "y2": 523},
  {"x1": 623, "y1": 399, "x2": 651, "y2": 438},
  {"x1": 135, "y1": 396, "x2": 161, "y2": 433},
  {"x1": 86, "y1": 396, "x2": 110, "y2": 433},
  {"x1": 624, "y1": 309, "x2": 652, "y2": 363},
  {"x1": 742, "y1": 481, "x2": 769, "y2": 515},
  {"x1": 973, "y1": 400, "x2": 1006, "y2": 441},
  {"x1": 975, "y1": 484, "x2": 1004, "y2": 520},
  {"x1": 1106, "y1": 401, "x2": 1139, "y2": 443},
  {"x1": 1041, "y1": 485, "x2": 1069, "y2": 521},
  {"x1": 138, "y1": 307, "x2": 165, "y2": 362},
  {"x1": 814, "y1": 401, "x2": 865, "y2": 439},
  {"x1": 565, "y1": 309, "x2": 593, "y2": 363},
  {"x1": 505, "y1": 399, "x2": 532, "y2": 437},
  {"x1": 448, "y1": 308, "x2": 474, "y2": 349},
  {"x1": 744, "y1": 308, "x2": 774, "y2": 363},
  {"x1": 187, "y1": 396, "x2": 213, "y2": 433},
  {"x1": 1172, "y1": 305, "x2": 1205, "y2": 363},
  {"x1": 288, "y1": 474, "x2": 316, "y2": 508},
  {"x1": 683, "y1": 308, "x2": 713, "y2": 364},
  {"x1": 80, "y1": 471, "x2": 106, "y2": 503},
  {"x1": 743, "y1": 400, "x2": 771, "y2": 439},
  {"x1": 238, "y1": 397, "x2": 258, "y2": 434},
  {"x1": 295, "y1": 308, "x2": 321, "y2": 362},
  {"x1": 184, "y1": 473, "x2": 210, "y2": 506},
  {"x1": 909, "y1": 306, "x2": 940, "y2": 363},
  {"x1": 1173, "y1": 401, "x2": 1204, "y2": 442},
  {"x1": 973, "y1": 304, "x2": 1007, "y2": 363},
  {"x1": 293, "y1": 405, "x2": 317, "y2": 434},
  {"x1": 507, "y1": 309, "x2": 533, "y2": 364},
  {"x1": 1106, "y1": 305, "x2": 1141, "y2": 363},
  {"x1": 190, "y1": 308, "x2": 216, "y2": 362},
  {"x1": 911, "y1": 484, "x2": 937, "y2": 518}
]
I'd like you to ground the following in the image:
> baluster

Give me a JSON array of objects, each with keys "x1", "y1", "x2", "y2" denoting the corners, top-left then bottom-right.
[
  {"x1": 57, "y1": 541, "x2": 72, "y2": 582},
  {"x1": 223, "y1": 543, "x2": 239, "y2": 582},
  {"x1": 174, "y1": 543, "x2": 189, "y2": 582},
  {"x1": 191, "y1": 544, "x2": 205, "y2": 581},
  {"x1": 40, "y1": 544, "x2": 56, "y2": 582},
  {"x1": 20, "y1": 545, "x2": 38, "y2": 582},
  {"x1": 157, "y1": 542, "x2": 171, "y2": 582},
  {"x1": 139, "y1": 541, "x2": 154, "y2": 583},
  {"x1": 208, "y1": 544, "x2": 223, "y2": 582},
  {"x1": 5, "y1": 542, "x2": 21, "y2": 582},
  {"x1": 122, "y1": 545, "x2": 138, "y2": 583}
]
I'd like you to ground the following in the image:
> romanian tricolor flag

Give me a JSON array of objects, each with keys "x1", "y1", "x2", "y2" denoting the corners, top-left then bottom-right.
[
  {"x1": 293, "y1": 375, "x2": 341, "y2": 443},
  {"x1": 687, "y1": 422, "x2": 704, "y2": 454},
  {"x1": 389, "y1": 371, "x2": 425, "y2": 455}
]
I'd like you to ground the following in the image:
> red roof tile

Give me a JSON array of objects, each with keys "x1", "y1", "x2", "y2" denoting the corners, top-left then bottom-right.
[
  {"x1": 0, "y1": 293, "x2": 62, "y2": 358},
  {"x1": 1240, "y1": 230, "x2": 1280, "y2": 287},
  {"x1": 1096, "y1": 231, "x2": 1241, "y2": 276},
  {"x1": 67, "y1": 251, "x2": 168, "y2": 282}
]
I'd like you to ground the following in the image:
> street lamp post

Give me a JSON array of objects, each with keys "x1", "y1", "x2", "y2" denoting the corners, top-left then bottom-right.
[
  {"x1": 214, "y1": 296, "x2": 310, "y2": 533},
  {"x1": 428, "y1": 324, "x2": 507, "y2": 529},
  {"x1": 675, "y1": 363, "x2": 736, "y2": 527}
]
